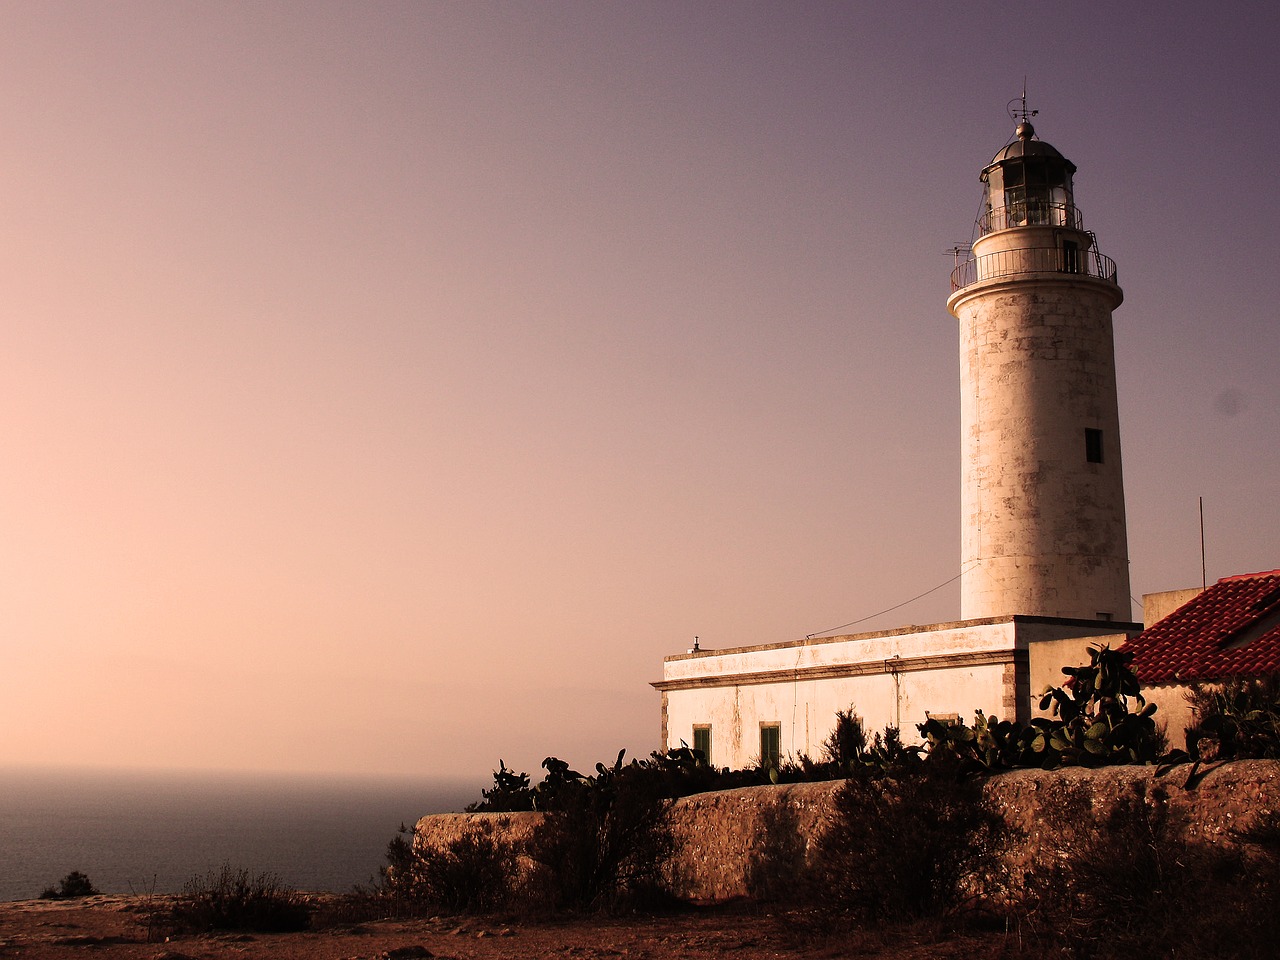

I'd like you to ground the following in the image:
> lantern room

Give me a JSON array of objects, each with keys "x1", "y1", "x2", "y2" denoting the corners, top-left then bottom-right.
[{"x1": 979, "y1": 120, "x2": 1079, "y2": 234}]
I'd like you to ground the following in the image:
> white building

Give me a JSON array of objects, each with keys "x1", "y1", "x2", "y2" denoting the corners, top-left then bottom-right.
[{"x1": 653, "y1": 114, "x2": 1142, "y2": 769}]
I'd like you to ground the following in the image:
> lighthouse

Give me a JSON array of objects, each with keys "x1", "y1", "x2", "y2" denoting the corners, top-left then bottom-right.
[
  {"x1": 948, "y1": 116, "x2": 1131, "y2": 622},
  {"x1": 654, "y1": 111, "x2": 1144, "y2": 770}
]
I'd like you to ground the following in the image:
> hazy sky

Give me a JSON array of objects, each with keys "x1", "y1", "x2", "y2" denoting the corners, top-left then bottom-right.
[{"x1": 2, "y1": 1, "x2": 1276, "y2": 781}]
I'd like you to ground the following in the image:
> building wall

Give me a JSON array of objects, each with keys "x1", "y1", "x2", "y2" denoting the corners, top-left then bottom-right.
[
  {"x1": 1027, "y1": 632, "x2": 1134, "y2": 717},
  {"x1": 657, "y1": 618, "x2": 1135, "y2": 770},
  {"x1": 1143, "y1": 587, "x2": 1205, "y2": 628},
  {"x1": 1141, "y1": 681, "x2": 1201, "y2": 750},
  {"x1": 949, "y1": 251, "x2": 1130, "y2": 622},
  {"x1": 662, "y1": 663, "x2": 1010, "y2": 769}
]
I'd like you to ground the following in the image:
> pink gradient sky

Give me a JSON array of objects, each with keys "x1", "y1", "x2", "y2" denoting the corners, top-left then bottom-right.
[{"x1": 2, "y1": 2, "x2": 1276, "y2": 781}]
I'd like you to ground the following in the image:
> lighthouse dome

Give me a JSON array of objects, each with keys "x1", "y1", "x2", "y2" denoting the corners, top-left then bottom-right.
[{"x1": 985, "y1": 133, "x2": 1076, "y2": 176}]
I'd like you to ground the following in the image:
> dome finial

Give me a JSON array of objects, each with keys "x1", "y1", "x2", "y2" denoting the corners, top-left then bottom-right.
[{"x1": 1008, "y1": 79, "x2": 1039, "y2": 141}]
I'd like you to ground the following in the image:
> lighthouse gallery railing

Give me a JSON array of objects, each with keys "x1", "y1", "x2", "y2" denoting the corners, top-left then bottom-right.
[
  {"x1": 977, "y1": 200, "x2": 1083, "y2": 235},
  {"x1": 950, "y1": 246, "x2": 1118, "y2": 293}
]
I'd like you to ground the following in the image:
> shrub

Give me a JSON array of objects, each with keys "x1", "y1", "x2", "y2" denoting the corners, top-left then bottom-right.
[
  {"x1": 744, "y1": 799, "x2": 805, "y2": 901},
  {"x1": 525, "y1": 755, "x2": 675, "y2": 912},
  {"x1": 1185, "y1": 676, "x2": 1280, "y2": 761},
  {"x1": 39, "y1": 870, "x2": 99, "y2": 899},
  {"x1": 468, "y1": 748, "x2": 772, "y2": 817},
  {"x1": 413, "y1": 749, "x2": 701, "y2": 915},
  {"x1": 1016, "y1": 783, "x2": 1280, "y2": 959},
  {"x1": 1030, "y1": 644, "x2": 1165, "y2": 766},
  {"x1": 123, "y1": 874, "x2": 167, "y2": 942},
  {"x1": 1056, "y1": 784, "x2": 1177, "y2": 931},
  {"x1": 466, "y1": 760, "x2": 535, "y2": 812},
  {"x1": 915, "y1": 646, "x2": 1166, "y2": 774},
  {"x1": 378, "y1": 821, "x2": 512, "y2": 914},
  {"x1": 806, "y1": 756, "x2": 1012, "y2": 925},
  {"x1": 821, "y1": 707, "x2": 867, "y2": 770},
  {"x1": 169, "y1": 863, "x2": 309, "y2": 933}
]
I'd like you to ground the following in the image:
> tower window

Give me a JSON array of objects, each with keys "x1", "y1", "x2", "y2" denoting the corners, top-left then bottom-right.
[
  {"x1": 759, "y1": 723, "x2": 781, "y2": 770},
  {"x1": 1085, "y1": 428, "x2": 1104, "y2": 463},
  {"x1": 692, "y1": 725, "x2": 712, "y2": 765},
  {"x1": 1061, "y1": 239, "x2": 1080, "y2": 273}
]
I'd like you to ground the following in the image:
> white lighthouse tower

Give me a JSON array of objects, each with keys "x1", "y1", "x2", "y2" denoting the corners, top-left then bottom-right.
[{"x1": 947, "y1": 113, "x2": 1131, "y2": 622}]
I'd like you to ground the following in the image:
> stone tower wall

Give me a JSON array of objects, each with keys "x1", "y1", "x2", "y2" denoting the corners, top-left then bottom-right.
[{"x1": 951, "y1": 272, "x2": 1130, "y2": 621}]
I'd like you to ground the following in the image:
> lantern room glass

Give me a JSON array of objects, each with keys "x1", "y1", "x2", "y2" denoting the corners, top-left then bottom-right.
[{"x1": 983, "y1": 155, "x2": 1076, "y2": 232}]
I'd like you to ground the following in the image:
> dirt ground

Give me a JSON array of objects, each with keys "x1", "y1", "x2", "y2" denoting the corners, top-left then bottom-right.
[{"x1": 0, "y1": 895, "x2": 1017, "y2": 960}]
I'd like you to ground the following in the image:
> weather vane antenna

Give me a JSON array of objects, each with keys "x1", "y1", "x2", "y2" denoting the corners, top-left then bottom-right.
[{"x1": 1007, "y1": 78, "x2": 1039, "y2": 125}]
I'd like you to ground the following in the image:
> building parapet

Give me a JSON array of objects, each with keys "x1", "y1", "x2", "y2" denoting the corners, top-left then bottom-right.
[{"x1": 654, "y1": 617, "x2": 1139, "y2": 689}]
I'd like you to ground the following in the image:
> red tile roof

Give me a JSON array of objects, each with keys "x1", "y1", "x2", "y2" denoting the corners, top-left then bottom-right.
[{"x1": 1124, "y1": 569, "x2": 1280, "y2": 684}]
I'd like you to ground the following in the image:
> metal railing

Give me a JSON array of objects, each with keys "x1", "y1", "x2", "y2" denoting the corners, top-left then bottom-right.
[
  {"x1": 950, "y1": 245, "x2": 1118, "y2": 292},
  {"x1": 978, "y1": 200, "x2": 1083, "y2": 235}
]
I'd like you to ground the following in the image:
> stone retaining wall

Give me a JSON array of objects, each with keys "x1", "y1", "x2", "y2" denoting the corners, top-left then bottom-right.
[{"x1": 414, "y1": 761, "x2": 1280, "y2": 900}]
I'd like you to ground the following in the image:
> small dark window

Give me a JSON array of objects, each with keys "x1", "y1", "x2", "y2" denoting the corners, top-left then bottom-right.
[
  {"x1": 692, "y1": 725, "x2": 712, "y2": 765},
  {"x1": 1085, "y1": 428, "x2": 1104, "y2": 463},
  {"x1": 1061, "y1": 239, "x2": 1080, "y2": 273},
  {"x1": 759, "y1": 724, "x2": 781, "y2": 770}
]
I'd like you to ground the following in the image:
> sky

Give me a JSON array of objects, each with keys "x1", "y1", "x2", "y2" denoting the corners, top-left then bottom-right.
[{"x1": 1, "y1": 1, "x2": 1277, "y2": 782}]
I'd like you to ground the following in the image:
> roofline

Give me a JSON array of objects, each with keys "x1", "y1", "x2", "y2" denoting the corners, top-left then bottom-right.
[
  {"x1": 1137, "y1": 668, "x2": 1280, "y2": 685},
  {"x1": 1219, "y1": 568, "x2": 1280, "y2": 582},
  {"x1": 652, "y1": 647, "x2": 1029, "y2": 693},
  {"x1": 662, "y1": 614, "x2": 1142, "y2": 663}
]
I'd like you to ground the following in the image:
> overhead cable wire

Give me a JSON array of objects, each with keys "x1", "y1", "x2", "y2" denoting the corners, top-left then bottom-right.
[{"x1": 805, "y1": 571, "x2": 963, "y2": 640}]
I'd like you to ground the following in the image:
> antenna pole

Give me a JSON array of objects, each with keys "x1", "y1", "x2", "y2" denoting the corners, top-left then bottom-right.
[{"x1": 1199, "y1": 497, "x2": 1207, "y2": 589}]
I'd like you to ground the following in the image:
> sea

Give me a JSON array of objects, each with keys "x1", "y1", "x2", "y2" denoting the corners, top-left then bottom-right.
[{"x1": 0, "y1": 766, "x2": 479, "y2": 902}]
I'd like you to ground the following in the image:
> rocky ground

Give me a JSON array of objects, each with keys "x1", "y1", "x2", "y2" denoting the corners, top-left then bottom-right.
[{"x1": 0, "y1": 895, "x2": 1019, "y2": 960}]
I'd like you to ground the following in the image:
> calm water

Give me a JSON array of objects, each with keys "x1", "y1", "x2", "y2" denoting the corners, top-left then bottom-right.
[{"x1": 0, "y1": 767, "x2": 478, "y2": 902}]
